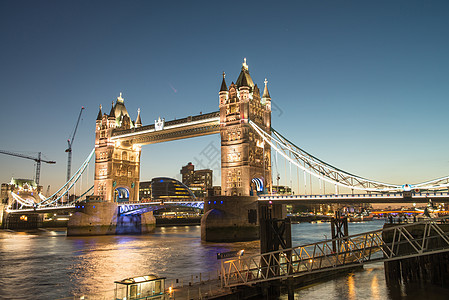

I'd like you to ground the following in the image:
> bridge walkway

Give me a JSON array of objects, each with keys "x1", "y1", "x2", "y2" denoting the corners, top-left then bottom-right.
[{"x1": 221, "y1": 216, "x2": 449, "y2": 287}]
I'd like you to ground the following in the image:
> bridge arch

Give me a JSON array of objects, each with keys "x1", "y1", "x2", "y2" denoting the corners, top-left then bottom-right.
[
  {"x1": 250, "y1": 177, "x2": 264, "y2": 196},
  {"x1": 114, "y1": 187, "x2": 129, "y2": 202}
]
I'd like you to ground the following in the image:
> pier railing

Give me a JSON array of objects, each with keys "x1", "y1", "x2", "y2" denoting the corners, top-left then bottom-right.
[{"x1": 221, "y1": 216, "x2": 449, "y2": 287}]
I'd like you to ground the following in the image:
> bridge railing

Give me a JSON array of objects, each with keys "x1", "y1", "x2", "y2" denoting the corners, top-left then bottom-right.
[
  {"x1": 221, "y1": 216, "x2": 449, "y2": 287},
  {"x1": 258, "y1": 191, "x2": 449, "y2": 200}
]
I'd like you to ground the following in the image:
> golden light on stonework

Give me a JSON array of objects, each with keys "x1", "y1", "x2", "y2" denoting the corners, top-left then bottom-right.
[
  {"x1": 133, "y1": 144, "x2": 141, "y2": 152},
  {"x1": 242, "y1": 57, "x2": 248, "y2": 70}
]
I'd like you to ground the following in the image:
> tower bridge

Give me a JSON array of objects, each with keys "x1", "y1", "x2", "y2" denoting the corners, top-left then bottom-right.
[{"x1": 4, "y1": 59, "x2": 449, "y2": 240}]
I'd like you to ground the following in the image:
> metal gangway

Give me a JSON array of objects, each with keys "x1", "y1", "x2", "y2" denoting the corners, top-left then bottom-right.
[{"x1": 221, "y1": 216, "x2": 449, "y2": 287}]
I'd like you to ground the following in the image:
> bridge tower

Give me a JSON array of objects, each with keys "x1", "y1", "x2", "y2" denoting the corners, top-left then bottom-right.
[
  {"x1": 68, "y1": 96, "x2": 154, "y2": 236},
  {"x1": 219, "y1": 59, "x2": 272, "y2": 196},
  {"x1": 94, "y1": 93, "x2": 142, "y2": 202}
]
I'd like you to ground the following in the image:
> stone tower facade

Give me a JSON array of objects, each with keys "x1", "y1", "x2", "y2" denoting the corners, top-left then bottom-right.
[
  {"x1": 220, "y1": 59, "x2": 272, "y2": 196},
  {"x1": 94, "y1": 93, "x2": 142, "y2": 202}
]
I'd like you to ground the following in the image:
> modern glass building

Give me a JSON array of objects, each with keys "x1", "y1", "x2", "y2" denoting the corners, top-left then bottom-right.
[{"x1": 151, "y1": 177, "x2": 195, "y2": 200}]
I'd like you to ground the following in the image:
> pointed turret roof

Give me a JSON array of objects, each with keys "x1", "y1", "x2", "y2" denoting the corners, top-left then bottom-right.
[
  {"x1": 109, "y1": 101, "x2": 115, "y2": 117},
  {"x1": 109, "y1": 92, "x2": 133, "y2": 127},
  {"x1": 220, "y1": 72, "x2": 228, "y2": 92},
  {"x1": 135, "y1": 108, "x2": 142, "y2": 126},
  {"x1": 236, "y1": 58, "x2": 254, "y2": 89},
  {"x1": 263, "y1": 78, "x2": 271, "y2": 99},
  {"x1": 96, "y1": 105, "x2": 103, "y2": 120}
]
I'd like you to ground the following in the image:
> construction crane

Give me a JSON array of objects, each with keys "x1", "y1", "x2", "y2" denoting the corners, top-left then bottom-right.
[
  {"x1": 0, "y1": 150, "x2": 56, "y2": 185},
  {"x1": 66, "y1": 106, "x2": 85, "y2": 183}
]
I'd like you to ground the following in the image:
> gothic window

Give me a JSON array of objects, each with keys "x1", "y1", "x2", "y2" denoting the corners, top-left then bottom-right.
[{"x1": 122, "y1": 151, "x2": 127, "y2": 161}]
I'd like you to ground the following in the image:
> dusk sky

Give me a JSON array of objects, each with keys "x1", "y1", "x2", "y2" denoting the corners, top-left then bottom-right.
[{"x1": 1, "y1": 1, "x2": 448, "y2": 194}]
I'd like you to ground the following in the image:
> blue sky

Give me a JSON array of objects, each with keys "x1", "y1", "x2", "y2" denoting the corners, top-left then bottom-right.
[{"x1": 1, "y1": 0, "x2": 448, "y2": 194}]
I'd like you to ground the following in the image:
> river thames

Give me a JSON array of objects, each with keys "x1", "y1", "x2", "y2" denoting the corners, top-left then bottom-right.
[{"x1": 0, "y1": 220, "x2": 447, "y2": 299}]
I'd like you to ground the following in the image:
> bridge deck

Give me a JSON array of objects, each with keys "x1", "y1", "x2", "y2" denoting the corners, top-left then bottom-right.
[{"x1": 258, "y1": 191, "x2": 449, "y2": 204}]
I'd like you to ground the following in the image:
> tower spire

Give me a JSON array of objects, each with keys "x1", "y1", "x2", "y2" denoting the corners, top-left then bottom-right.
[
  {"x1": 263, "y1": 78, "x2": 271, "y2": 98},
  {"x1": 96, "y1": 104, "x2": 103, "y2": 120},
  {"x1": 117, "y1": 92, "x2": 124, "y2": 103},
  {"x1": 135, "y1": 108, "x2": 142, "y2": 127},
  {"x1": 262, "y1": 78, "x2": 272, "y2": 110},
  {"x1": 242, "y1": 58, "x2": 248, "y2": 70},
  {"x1": 220, "y1": 72, "x2": 228, "y2": 91},
  {"x1": 109, "y1": 101, "x2": 115, "y2": 118},
  {"x1": 236, "y1": 58, "x2": 254, "y2": 89}
]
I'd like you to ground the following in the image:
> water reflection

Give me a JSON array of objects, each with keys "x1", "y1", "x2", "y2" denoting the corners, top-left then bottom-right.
[
  {"x1": 1, "y1": 221, "x2": 448, "y2": 299},
  {"x1": 347, "y1": 273, "x2": 356, "y2": 300}
]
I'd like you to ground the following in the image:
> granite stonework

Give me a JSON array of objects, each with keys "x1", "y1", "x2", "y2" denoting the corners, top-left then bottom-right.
[
  {"x1": 67, "y1": 201, "x2": 155, "y2": 236},
  {"x1": 201, "y1": 195, "x2": 259, "y2": 242}
]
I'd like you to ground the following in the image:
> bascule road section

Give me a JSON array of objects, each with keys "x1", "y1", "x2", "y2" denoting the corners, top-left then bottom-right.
[{"x1": 258, "y1": 192, "x2": 449, "y2": 205}]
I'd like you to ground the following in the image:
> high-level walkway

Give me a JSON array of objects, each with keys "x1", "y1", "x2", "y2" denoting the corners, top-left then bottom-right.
[
  {"x1": 221, "y1": 216, "x2": 449, "y2": 287},
  {"x1": 111, "y1": 111, "x2": 220, "y2": 145}
]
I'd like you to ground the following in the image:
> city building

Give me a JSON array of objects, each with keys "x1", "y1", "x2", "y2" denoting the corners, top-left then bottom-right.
[
  {"x1": 139, "y1": 181, "x2": 151, "y2": 202},
  {"x1": 180, "y1": 162, "x2": 212, "y2": 198},
  {"x1": 151, "y1": 177, "x2": 195, "y2": 201},
  {"x1": 180, "y1": 162, "x2": 195, "y2": 185}
]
